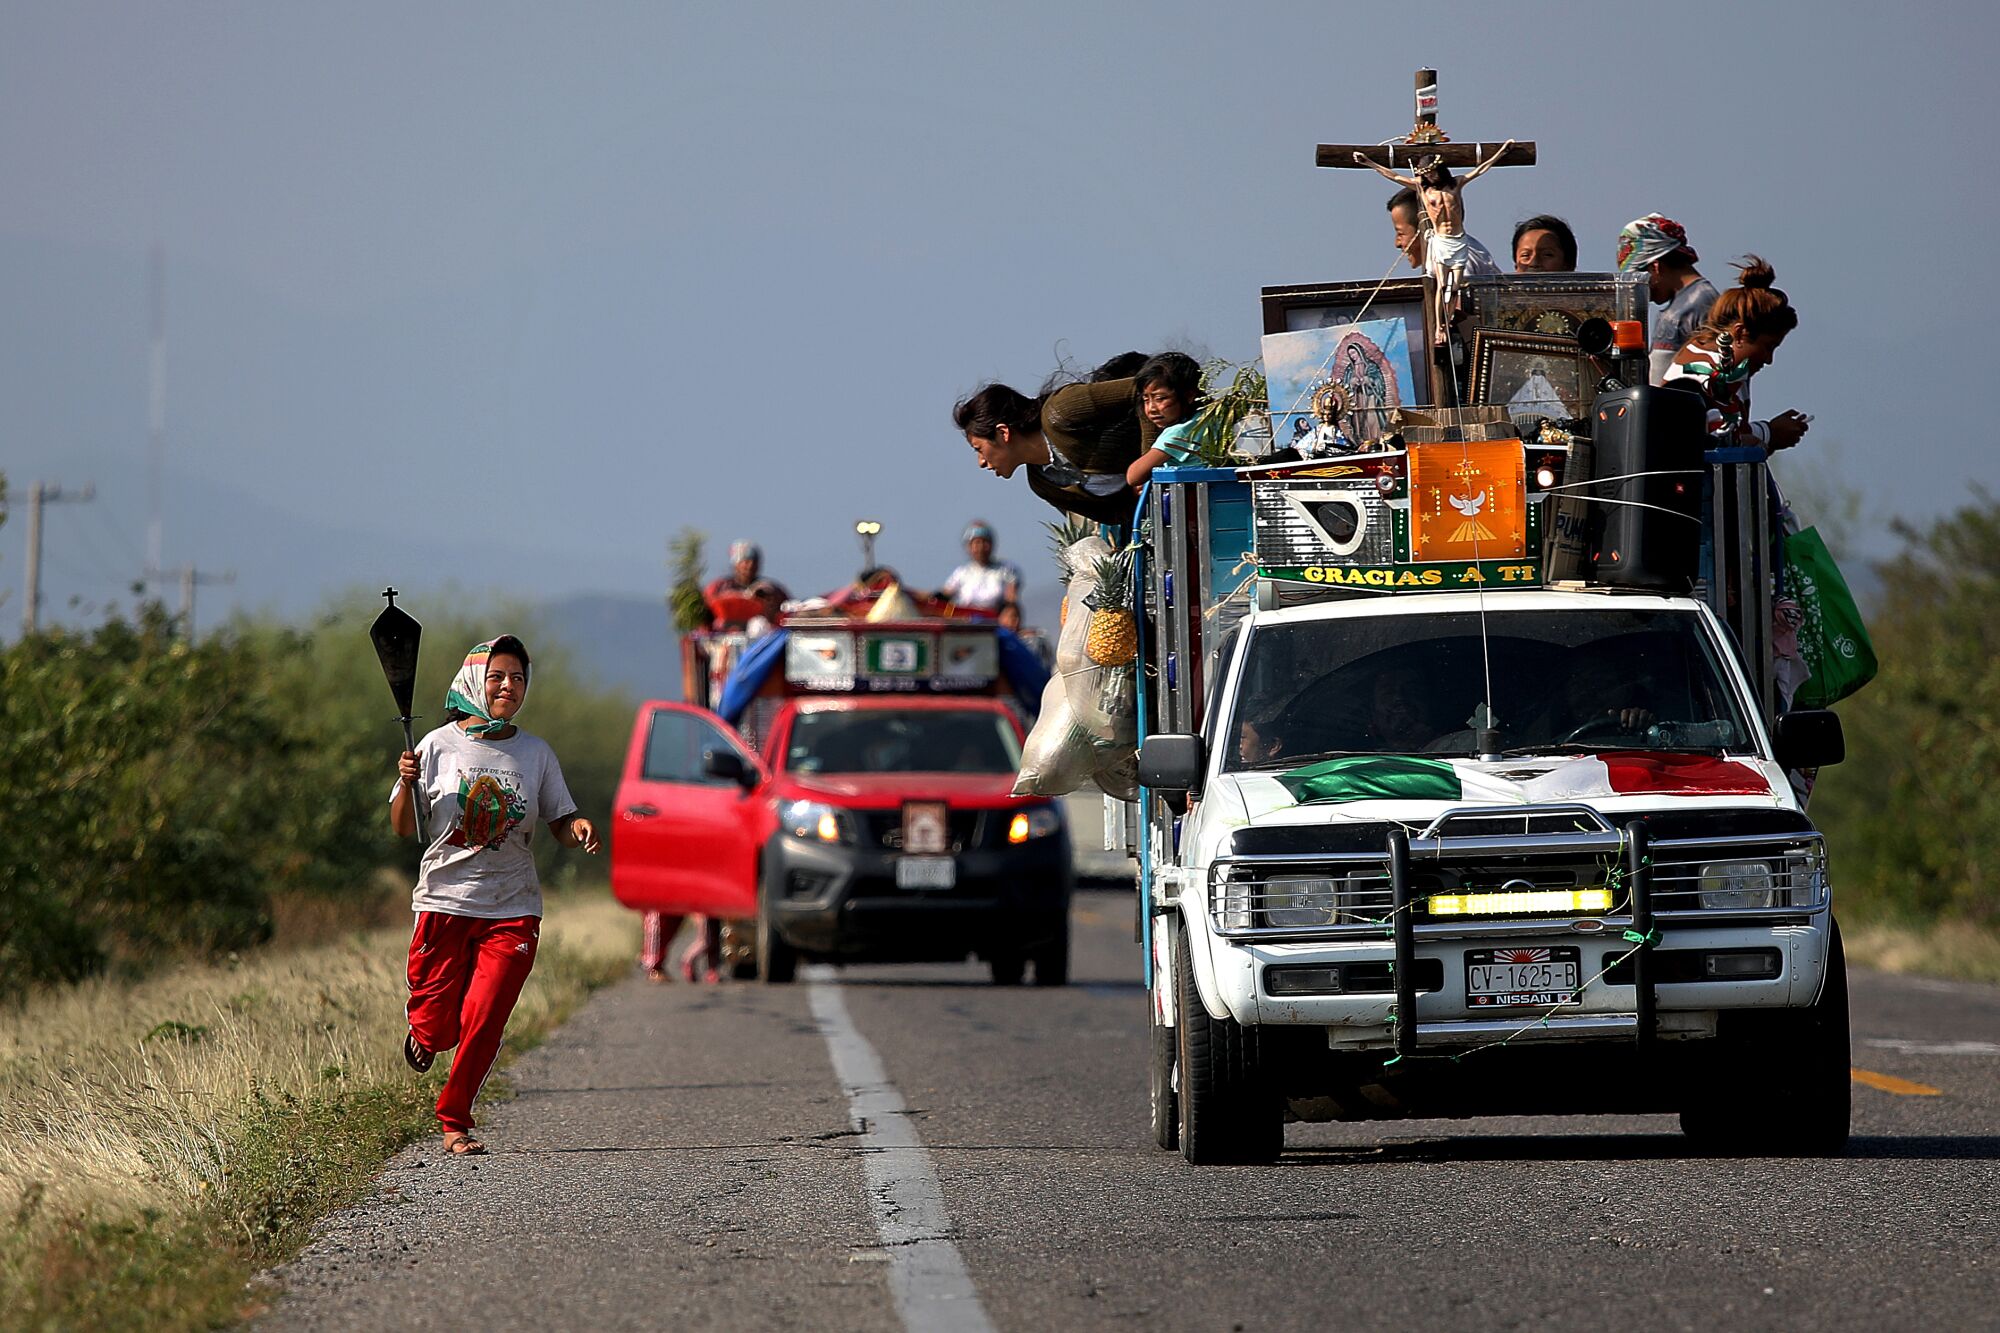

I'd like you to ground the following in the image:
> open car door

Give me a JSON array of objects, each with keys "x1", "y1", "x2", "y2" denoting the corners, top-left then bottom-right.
[{"x1": 611, "y1": 702, "x2": 768, "y2": 918}]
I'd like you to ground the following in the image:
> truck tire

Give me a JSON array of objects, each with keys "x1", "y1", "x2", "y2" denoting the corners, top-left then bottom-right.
[
  {"x1": 1031, "y1": 921, "x2": 1070, "y2": 987},
  {"x1": 1149, "y1": 991, "x2": 1179, "y2": 1151},
  {"x1": 989, "y1": 950, "x2": 1025, "y2": 986},
  {"x1": 1680, "y1": 921, "x2": 1850, "y2": 1156},
  {"x1": 756, "y1": 892, "x2": 797, "y2": 984},
  {"x1": 1175, "y1": 930, "x2": 1280, "y2": 1164}
]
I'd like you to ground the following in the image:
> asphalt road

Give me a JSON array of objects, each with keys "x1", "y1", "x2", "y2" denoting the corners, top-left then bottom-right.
[{"x1": 262, "y1": 892, "x2": 1999, "y2": 1332}]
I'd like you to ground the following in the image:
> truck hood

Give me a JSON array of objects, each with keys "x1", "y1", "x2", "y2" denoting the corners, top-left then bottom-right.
[
  {"x1": 1209, "y1": 750, "x2": 1795, "y2": 832},
  {"x1": 776, "y1": 771, "x2": 1030, "y2": 809}
]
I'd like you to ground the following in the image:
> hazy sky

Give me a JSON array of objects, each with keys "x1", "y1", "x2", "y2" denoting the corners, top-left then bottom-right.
[{"x1": 3, "y1": 1, "x2": 1994, "y2": 635}]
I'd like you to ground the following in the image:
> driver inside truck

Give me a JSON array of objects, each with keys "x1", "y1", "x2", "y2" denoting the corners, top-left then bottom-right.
[{"x1": 1547, "y1": 654, "x2": 1657, "y2": 740}]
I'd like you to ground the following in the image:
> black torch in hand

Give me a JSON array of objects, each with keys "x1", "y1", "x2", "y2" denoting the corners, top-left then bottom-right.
[{"x1": 369, "y1": 586, "x2": 427, "y2": 843}]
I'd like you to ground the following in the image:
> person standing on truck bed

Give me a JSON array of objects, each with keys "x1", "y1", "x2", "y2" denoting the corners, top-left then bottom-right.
[
  {"x1": 704, "y1": 540, "x2": 789, "y2": 630},
  {"x1": 1617, "y1": 213, "x2": 1721, "y2": 386},
  {"x1": 391, "y1": 635, "x2": 599, "y2": 1156},
  {"x1": 941, "y1": 521, "x2": 1024, "y2": 628},
  {"x1": 952, "y1": 359, "x2": 1161, "y2": 525}
]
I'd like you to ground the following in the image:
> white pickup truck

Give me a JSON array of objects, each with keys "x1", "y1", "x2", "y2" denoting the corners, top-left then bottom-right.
[{"x1": 1128, "y1": 449, "x2": 1850, "y2": 1165}]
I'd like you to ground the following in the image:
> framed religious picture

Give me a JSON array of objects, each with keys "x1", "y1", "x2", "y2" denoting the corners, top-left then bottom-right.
[
  {"x1": 1262, "y1": 317, "x2": 1419, "y2": 447},
  {"x1": 1469, "y1": 329, "x2": 1592, "y2": 427},
  {"x1": 1260, "y1": 279, "x2": 1432, "y2": 406},
  {"x1": 1459, "y1": 272, "x2": 1648, "y2": 341}
]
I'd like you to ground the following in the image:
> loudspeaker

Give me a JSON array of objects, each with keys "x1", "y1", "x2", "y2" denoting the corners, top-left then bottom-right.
[{"x1": 1588, "y1": 384, "x2": 1707, "y2": 591}]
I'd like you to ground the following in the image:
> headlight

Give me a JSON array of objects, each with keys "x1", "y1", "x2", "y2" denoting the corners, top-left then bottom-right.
[
  {"x1": 1262, "y1": 874, "x2": 1342, "y2": 927},
  {"x1": 1007, "y1": 807, "x2": 1062, "y2": 844},
  {"x1": 783, "y1": 800, "x2": 854, "y2": 845},
  {"x1": 1699, "y1": 860, "x2": 1776, "y2": 909}
]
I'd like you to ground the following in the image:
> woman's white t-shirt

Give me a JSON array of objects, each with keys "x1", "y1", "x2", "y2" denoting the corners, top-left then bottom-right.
[{"x1": 390, "y1": 723, "x2": 578, "y2": 920}]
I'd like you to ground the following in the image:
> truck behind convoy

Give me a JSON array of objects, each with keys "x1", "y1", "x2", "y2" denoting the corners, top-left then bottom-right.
[
  {"x1": 612, "y1": 616, "x2": 1073, "y2": 984},
  {"x1": 1121, "y1": 355, "x2": 1852, "y2": 1164}
]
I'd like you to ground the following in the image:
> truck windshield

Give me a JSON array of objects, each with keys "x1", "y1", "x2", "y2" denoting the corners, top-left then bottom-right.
[
  {"x1": 785, "y1": 709, "x2": 1023, "y2": 775},
  {"x1": 1224, "y1": 607, "x2": 1756, "y2": 770}
]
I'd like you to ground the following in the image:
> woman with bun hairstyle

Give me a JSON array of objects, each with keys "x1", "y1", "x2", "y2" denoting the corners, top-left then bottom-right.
[
  {"x1": 1663, "y1": 256, "x2": 1811, "y2": 451},
  {"x1": 390, "y1": 635, "x2": 599, "y2": 1155}
]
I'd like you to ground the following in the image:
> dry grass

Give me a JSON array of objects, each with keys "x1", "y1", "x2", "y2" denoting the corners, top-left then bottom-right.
[
  {"x1": 1844, "y1": 917, "x2": 2000, "y2": 987},
  {"x1": 0, "y1": 891, "x2": 636, "y2": 1279}
]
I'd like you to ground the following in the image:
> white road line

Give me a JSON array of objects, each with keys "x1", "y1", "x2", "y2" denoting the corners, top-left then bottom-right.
[{"x1": 806, "y1": 969, "x2": 997, "y2": 1333}]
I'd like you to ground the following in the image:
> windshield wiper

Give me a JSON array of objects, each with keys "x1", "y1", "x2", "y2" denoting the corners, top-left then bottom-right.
[
  {"x1": 1495, "y1": 740, "x2": 1731, "y2": 758},
  {"x1": 1493, "y1": 742, "x2": 1613, "y2": 757},
  {"x1": 1249, "y1": 748, "x2": 1376, "y2": 770}
]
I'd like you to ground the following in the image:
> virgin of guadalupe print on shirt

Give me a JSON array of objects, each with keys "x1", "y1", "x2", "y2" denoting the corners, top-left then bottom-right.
[{"x1": 446, "y1": 769, "x2": 531, "y2": 851}]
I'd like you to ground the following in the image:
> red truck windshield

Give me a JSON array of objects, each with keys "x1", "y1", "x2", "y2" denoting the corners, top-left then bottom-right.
[{"x1": 785, "y1": 708, "x2": 1022, "y2": 776}]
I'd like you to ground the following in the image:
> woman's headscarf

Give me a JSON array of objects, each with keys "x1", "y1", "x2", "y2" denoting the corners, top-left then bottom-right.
[
  {"x1": 1615, "y1": 214, "x2": 1697, "y2": 272},
  {"x1": 445, "y1": 638, "x2": 528, "y2": 737}
]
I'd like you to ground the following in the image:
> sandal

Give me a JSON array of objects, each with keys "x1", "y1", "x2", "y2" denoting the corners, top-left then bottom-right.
[
  {"x1": 441, "y1": 1131, "x2": 486, "y2": 1155},
  {"x1": 403, "y1": 1030, "x2": 434, "y2": 1073}
]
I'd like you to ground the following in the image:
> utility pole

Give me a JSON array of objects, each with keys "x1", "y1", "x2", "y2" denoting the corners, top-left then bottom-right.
[
  {"x1": 22, "y1": 481, "x2": 97, "y2": 634},
  {"x1": 148, "y1": 244, "x2": 166, "y2": 575},
  {"x1": 153, "y1": 562, "x2": 234, "y2": 639}
]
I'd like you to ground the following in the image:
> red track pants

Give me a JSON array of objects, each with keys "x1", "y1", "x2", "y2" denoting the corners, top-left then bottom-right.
[{"x1": 406, "y1": 912, "x2": 539, "y2": 1133}]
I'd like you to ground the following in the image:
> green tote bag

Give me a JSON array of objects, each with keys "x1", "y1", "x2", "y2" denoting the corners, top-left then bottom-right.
[{"x1": 1785, "y1": 526, "x2": 1879, "y2": 708}]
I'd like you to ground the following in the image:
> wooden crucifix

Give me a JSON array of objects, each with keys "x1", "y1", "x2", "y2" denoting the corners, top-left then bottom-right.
[{"x1": 1319, "y1": 70, "x2": 1539, "y2": 349}]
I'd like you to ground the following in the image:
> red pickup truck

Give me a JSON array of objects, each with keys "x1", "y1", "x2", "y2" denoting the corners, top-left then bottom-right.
[{"x1": 610, "y1": 619, "x2": 1072, "y2": 985}]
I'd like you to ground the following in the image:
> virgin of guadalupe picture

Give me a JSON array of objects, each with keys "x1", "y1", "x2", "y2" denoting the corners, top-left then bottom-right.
[{"x1": 1261, "y1": 317, "x2": 1416, "y2": 447}]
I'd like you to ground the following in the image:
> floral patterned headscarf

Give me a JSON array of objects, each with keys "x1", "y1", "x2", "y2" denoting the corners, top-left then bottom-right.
[
  {"x1": 1615, "y1": 214, "x2": 1698, "y2": 273},
  {"x1": 445, "y1": 638, "x2": 528, "y2": 738}
]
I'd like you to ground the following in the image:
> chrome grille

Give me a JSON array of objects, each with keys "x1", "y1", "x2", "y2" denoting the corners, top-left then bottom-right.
[{"x1": 1207, "y1": 830, "x2": 1828, "y2": 939}]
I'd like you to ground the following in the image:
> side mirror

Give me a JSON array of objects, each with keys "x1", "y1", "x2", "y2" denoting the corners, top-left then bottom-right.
[
  {"x1": 703, "y1": 748, "x2": 756, "y2": 791},
  {"x1": 1138, "y1": 733, "x2": 1206, "y2": 808},
  {"x1": 1773, "y1": 710, "x2": 1845, "y2": 770}
]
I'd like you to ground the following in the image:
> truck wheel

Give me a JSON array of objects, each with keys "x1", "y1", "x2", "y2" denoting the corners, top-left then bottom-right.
[
  {"x1": 1149, "y1": 991, "x2": 1179, "y2": 1150},
  {"x1": 1681, "y1": 921, "x2": 1850, "y2": 1156},
  {"x1": 1175, "y1": 930, "x2": 1280, "y2": 1164},
  {"x1": 1031, "y1": 922, "x2": 1070, "y2": 987},
  {"x1": 756, "y1": 893, "x2": 797, "y2": 984},
  {"x1": 989, "y1": 950, "x2": 1025, "y2": 986}
]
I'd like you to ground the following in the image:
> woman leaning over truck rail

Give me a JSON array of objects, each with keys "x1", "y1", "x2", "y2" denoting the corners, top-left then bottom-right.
[
  {"x1": 1663, "y1": 255, "x2": 1811, "y2": 450},
  {"x1": 390, "y1": 635, "x2": 599, "y2": 1155},
  {"x1": 953, "y1": 370, "x2": 1161, "y2": 523}
]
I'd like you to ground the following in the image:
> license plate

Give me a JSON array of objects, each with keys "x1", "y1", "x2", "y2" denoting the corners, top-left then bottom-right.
[
  {"x1": 1465, "y1": 947, "x2": 1582, "y2": 1007},
  {"x1": 895, "y1": 856, "x2": 956, "y2": 890}
]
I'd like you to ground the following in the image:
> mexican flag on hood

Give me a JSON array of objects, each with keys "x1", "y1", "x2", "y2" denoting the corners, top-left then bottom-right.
[{"x1": 1275, "y1": 753, "x2": 1772, "y2": 806}]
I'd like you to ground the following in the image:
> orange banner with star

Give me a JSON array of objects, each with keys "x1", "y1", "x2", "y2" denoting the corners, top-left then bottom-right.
[{"x1": 1408, "y1": 441, "x2": 1528, "y2": 562}]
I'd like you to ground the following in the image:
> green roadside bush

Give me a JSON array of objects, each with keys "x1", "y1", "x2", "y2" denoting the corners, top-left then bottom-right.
[
  {"x1": 0, "y1": 580, "x2": 636, "y2": 997},
  {"x1": 1814, "y1": 495, "x2": 2000, "y2": 926}
]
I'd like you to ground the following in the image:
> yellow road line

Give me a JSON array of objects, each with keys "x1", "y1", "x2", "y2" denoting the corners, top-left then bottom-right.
[{"x1": 1851, "y1": 1067, "x2": 1942, "y2": 1096}]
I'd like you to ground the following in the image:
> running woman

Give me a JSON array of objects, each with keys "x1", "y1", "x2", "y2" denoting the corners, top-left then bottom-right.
[{"x1": 391, "y1": 635, "x2": 599, "y2": 1155}]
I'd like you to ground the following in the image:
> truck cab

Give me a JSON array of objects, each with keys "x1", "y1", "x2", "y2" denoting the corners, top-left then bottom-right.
[{"x1": 611, "y1": 618, "x2": 1073, "y2": 985}]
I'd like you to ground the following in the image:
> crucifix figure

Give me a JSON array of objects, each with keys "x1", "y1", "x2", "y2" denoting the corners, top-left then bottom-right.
[
  {"x1": 1317, "y1": 70, "x2": 1537, "y2": 348},
  {"x1": 1355, "y1": 142, "x2": 1514, "y2": 344}
]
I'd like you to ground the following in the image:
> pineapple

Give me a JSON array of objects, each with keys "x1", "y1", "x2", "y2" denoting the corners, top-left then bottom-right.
[{"x1": 1083, "y1": 549, "x2": 1138, "y2": 667}]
